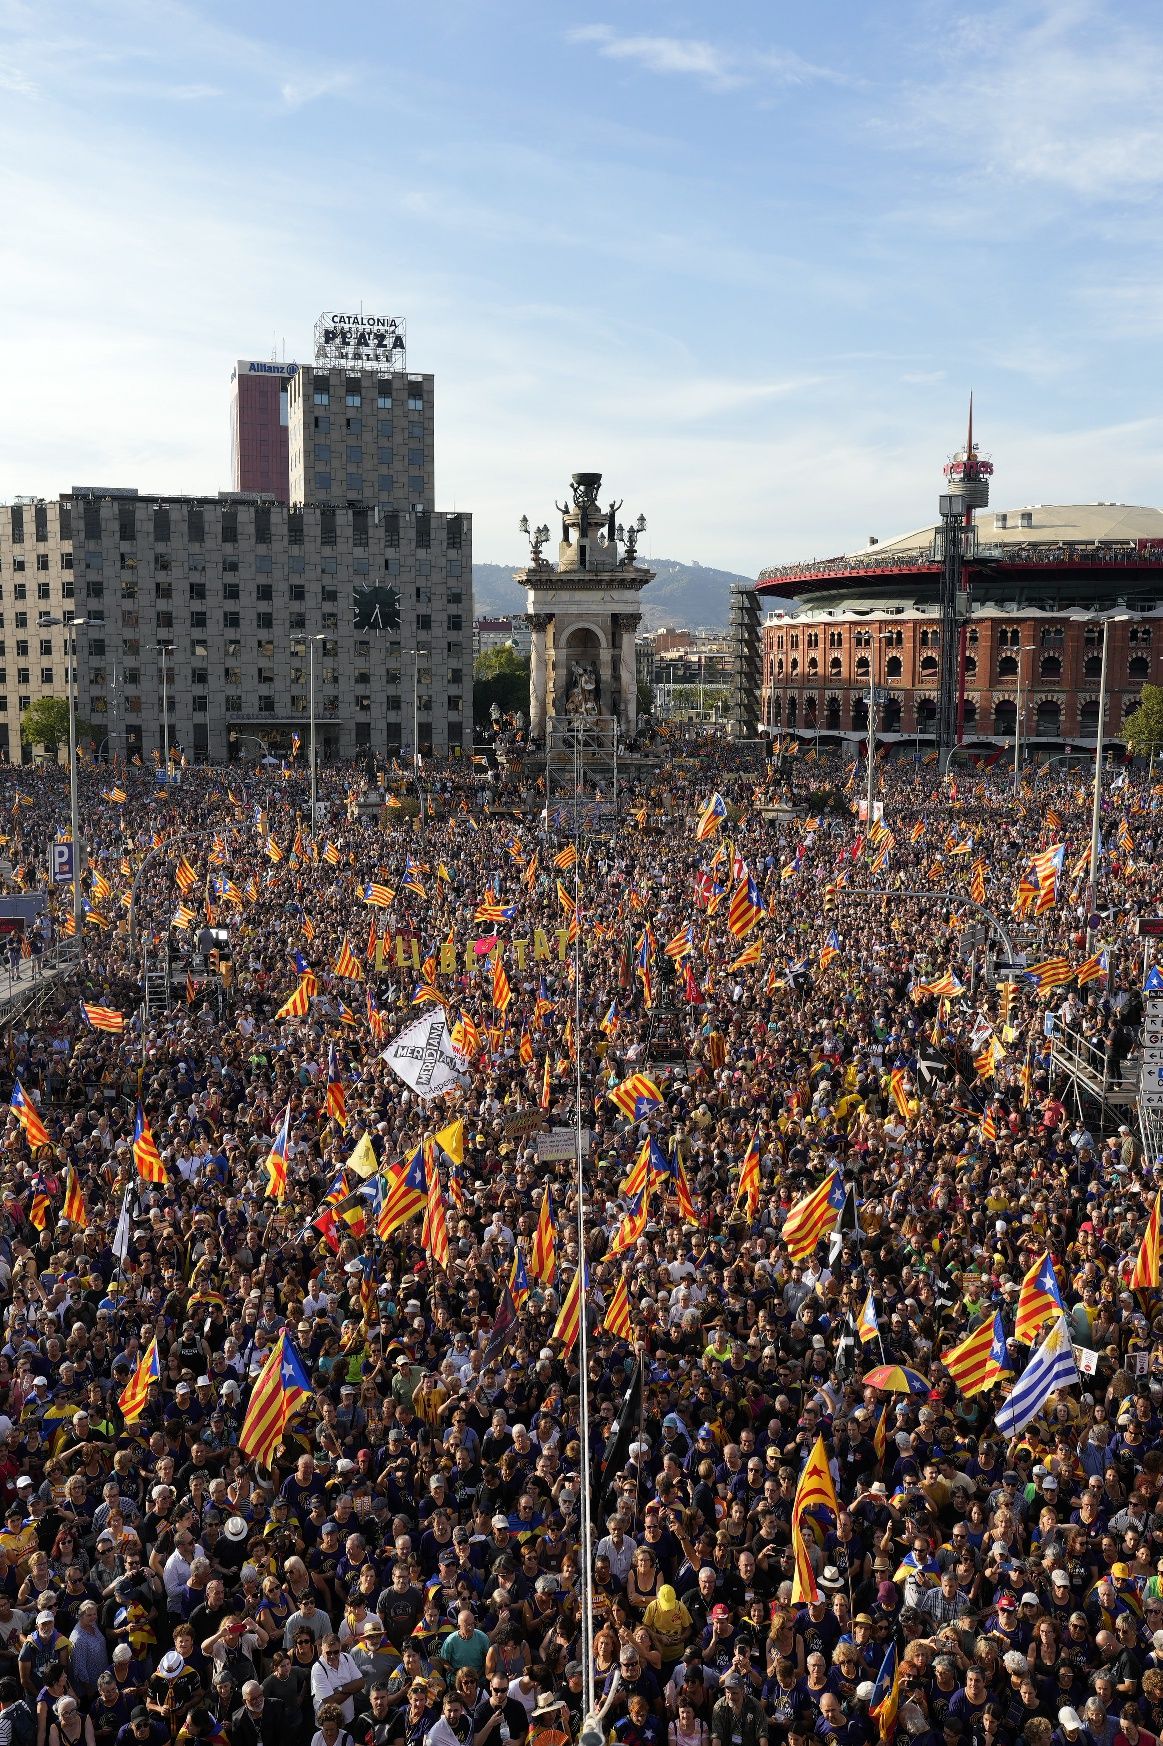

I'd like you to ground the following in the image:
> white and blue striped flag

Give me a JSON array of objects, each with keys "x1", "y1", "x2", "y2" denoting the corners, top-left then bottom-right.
[{"x1": 995, "y1": 1316, "x2": 1079, "y2": 1438}]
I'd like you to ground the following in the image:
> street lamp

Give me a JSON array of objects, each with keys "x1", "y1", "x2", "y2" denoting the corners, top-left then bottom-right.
[
  {"x1": 1012, "y1": 639, "x2": 1035, "y2": 793},
  {"x1": 410, "y1": 645, "x2": 430, "y2": 772},
  {"x1": 1087, "y1": 613, "x2": 1128, "y2": 931},
  {"x1": 39, "y1": 613, "x2": 86, "y2": 932},
  {"x1": 150, "y1": 643, "x2": 175, "y2": 774},
  {"x1": 306, "y1": 634, "x2": 324, "y2": 825}
]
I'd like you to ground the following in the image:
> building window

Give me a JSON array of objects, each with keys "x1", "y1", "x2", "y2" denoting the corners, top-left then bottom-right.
[
  {"x1": 1035, "y1": 698, "x2": 1061, "y2": 738},
  {"x1": 920, "y1": 653, "x2": 938, "y2": 677},
  {"x1": 854, "y1": 655, "x2": 869, "y2": 678},
  {"x1": 1040, "y1": 653, "x2": 1061, "y2": 680},
  {"x1": 885, "y1": 654, "x2": 901, "y2": 679}
]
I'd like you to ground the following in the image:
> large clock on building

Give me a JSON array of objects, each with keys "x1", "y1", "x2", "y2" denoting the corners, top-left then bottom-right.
[{"x1": 352, "y1": 583, "x2": 401, "y2": 633}]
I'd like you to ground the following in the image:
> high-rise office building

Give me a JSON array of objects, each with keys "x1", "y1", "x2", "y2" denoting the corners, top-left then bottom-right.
[
  {"x1": 288, "y1": 368, "x2": 434, "y2": 511},
  {"x1": 0, "y1": 491, "x2": 473, "y2": 764},
  {"x1": 229, "y1": 360, "x2": 297, "y2": 502}
]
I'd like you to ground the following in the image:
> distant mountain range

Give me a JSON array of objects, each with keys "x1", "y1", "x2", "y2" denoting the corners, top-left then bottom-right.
[{"x1": 473, "y1": 558, "x2": 754, "y2": 630}]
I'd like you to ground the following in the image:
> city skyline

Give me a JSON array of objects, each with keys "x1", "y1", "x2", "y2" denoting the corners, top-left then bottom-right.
[{"x1": 3, "y1": 1, "x2": 1163, "y2": 573}]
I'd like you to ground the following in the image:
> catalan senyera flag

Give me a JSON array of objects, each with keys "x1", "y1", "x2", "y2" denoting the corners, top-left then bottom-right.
[
  {"x1": 322, "y1": 842, "x2": 340, "y2": 867},
  {"x1": 607, "y1": 1073, "x2": 665, "y2": 1122},
  {"x1": 364, "y1": 882, "x2": 395, "y2": 908},
  {"x1": 118, "y1": 1336, "x2": 160, "y2": 1425},
  {"x1": 1132, "y1": 1192, "x2": 1162, "y2": 1290},
  {"x1": 264, "y1": 1105, "x2": 292, "y2": 1201},
  {"x1": 276, "y1": 980, "x2": 312, "y2": 1020},
  {"x1": 174, "y1": 855, "x2": 197, "y2": 894},
  {"x1": 604, "y1": 1271, "x2": 632, "y2": 1342},
  {"x1": 736, "y1": 1132, "x2": 761, "y2": 1219},
  {"x1": 422, "y1": 1142, "x2": 450, "y2": 1271},
  {"x1": 62, "y1": 1166, "x2": 87, "y2": 1229},
  {"x1": 607, "y1": 1189, "x2": 650, "y2": 1258},
  {"x1": 132, "y1": 1104, "x2": 167, "y2": 1184},
  {"x1": 1014, "y1": 1250, "x2": 1065, "y2": 1344},
  {"x1": 530, "y1": 1185, "x2": 557, "y2": 1287},
  {"x1": 969, "y1": 858, "x2": 986, "y2": 905},
  {"x1": 9, "y1": 1082, "x2": 51, "y2": 1152},
  {"x1": 325, "y1": 1045, "x2": 346, "y2": 1127},
  {"x1": 81, "y1": 1001, "x2": 126, "y2": 1033},
  {"x1": 888, "y1": 1068, "x2": 911, "y2": 1120},
  {"x1": 492, "y1": 955, "x2": 512, "y2": 1012},
  {"x1": 729, "y1": 939, "x2": 763, "y2": 971},
  {"x1": 540, "y1": 1051, "x2": 552, "y2": 1110},
  {"x1": 782, "y1": 1170, "x2": 844, "y2": 1261},
  {"x1": 333, "y1": 939, "x2": 364, "y2": 980},
  {"x1": 553, "y1": 843, "x2": 578, "y2": 871},
  {"x1": 694, "y1": 791, "x2": 728, "y2": 841},
  {"x1": 376, "y1": 1146, "x2": 427, "y2": 1239},
  {"x1": 942, "y1": 1310, "x2": 1010, "y2": 1398},
  {"x1": 551, "y1": 1261, "x2": 586, "y2": 1356},
  {"x1": 789, "y1": 1516, "x2": 820, "y2": 1604},
  {"x1": 27, "y1": 1186, "x2": 50, "y2": 1230},
  {"x1": 856, "y1": 1291, "x2": 879, "y2": 1345},
  {"x1": 239, "y1": 1331, "x2": 313, "y2": 1468}
]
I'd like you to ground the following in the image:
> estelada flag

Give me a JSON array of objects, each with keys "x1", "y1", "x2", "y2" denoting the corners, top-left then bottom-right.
[
  {"x1": 942, "y1": 1310, "x2": 1010, "y2": 1398},
  {"x1": 119, "y1": 1337, "x2": 160, "y2": 1425},
  {"x1": 10, "y1": 1081, "x2": 50, "y2": 1150},
  {"x1": 782, "y1": 1170, "x2": 844, "y2": 1261},
  {"x1": 239, "y1": 1331, "x2": 312, "y2": 1468},
  {"x1": 132, "y1": 1105, "x2": 167, "y2": 1184},
  {"x1": 1014, "y1": 1251, "x2": 1065, "y2": 1343}
]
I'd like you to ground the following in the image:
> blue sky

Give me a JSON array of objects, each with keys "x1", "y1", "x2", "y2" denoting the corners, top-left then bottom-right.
[{"x1": 2, "y1": 0, "x2": 1163, "y2": 574}]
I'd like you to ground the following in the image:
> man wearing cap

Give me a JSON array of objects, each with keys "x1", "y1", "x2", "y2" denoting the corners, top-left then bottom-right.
[{"x1": 710, "y1": 1672, "x2": 766, "y2": 1746}]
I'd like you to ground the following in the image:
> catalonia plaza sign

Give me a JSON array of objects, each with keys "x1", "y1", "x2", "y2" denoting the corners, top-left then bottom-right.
[{"x1": 313, "y1": 311, "x2": 406, "y2": 370}]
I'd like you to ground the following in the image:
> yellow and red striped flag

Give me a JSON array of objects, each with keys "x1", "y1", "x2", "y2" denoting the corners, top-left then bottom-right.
[
  {"x1": 81, "y1": 1001, "x2": 127, "y2": 1033},
  {"x1": 239, "y1": 1331, "x2": 312, "y2": 1468},
  {"x1": 62, "y1": 1167, "x2": 87, "y2": 1229},
  {"x1": 789, "y1": 1516, "x2": 820, "y2": 1604},
  {"x1": 422, "y1": 1142, "x2": 450, "y2": 1271},
  {"x1": 264, "y1": 1106, "x2": 292, "y2": 1201},
  {"x1": 1132, "y1": 1193, "x2": 1162, "y2": 1290},
  {"x1": 376, "y1": 1147, "x2": 427, "y2": 1239},
  {"x1": 603, "y1": 1271, "x2": 632, "y2": 1342},
  {"x1": 276, "y1": 980, "x2": 312, "y2": 1020},
  {"x1": 782, "y1": 1170, "x2": 843, "y2": 1261},
  {"x1": 941, "y1": 1311, "x2": 1010, "y2": 1398},
  {"x1": 491, "y1": 955, "x2": 512, "y2": 1012},
  {"x1": 333, "y1": 939, "x2": 364, "y2": 979},
  {"x1": 133, "y1": 1104, "x2": 167, "y2": 1183},
  {"x1": 12, "y1": 1083, "x2": 52, "y2": 1150},
  {"x1": 530, "y1": 1186, "x2": 557, "y2": 1287},
  {"x1": 551, "y1": 1261, "x2": 586, "y2": 1356},
  {"x1": 118, "y1": 1337, "x2": 160, "y2": 1425}
]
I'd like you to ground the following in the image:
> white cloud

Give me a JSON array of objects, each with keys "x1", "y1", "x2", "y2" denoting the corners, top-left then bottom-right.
[
  {"x1": 567, "y1": 23, "x2": 844, "y2": 94},
  {"x1": 902, "y1": 1, "x2": 1163, "y2": 198}
]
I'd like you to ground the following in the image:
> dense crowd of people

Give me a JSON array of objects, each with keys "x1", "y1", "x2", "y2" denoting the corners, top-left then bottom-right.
[{"x1": 0, "y1": 734, "x2": 1156, "y2": 1746}]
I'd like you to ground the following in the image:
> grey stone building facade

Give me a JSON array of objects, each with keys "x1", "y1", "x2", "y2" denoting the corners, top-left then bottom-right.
[
  {"x1": 0, "y1": 491, "x2": 473, "y2": 764},
  {"x1": 288, "y1": 368, "x2": 435, "y2": 512}
]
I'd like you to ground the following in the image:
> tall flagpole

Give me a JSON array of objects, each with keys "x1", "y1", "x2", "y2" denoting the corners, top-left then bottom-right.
[{"x1": 571, "y1": 724, "x2": 596, "y2": 1721}]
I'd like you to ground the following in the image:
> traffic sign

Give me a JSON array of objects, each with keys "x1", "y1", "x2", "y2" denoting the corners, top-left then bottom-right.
[{"x1": 50, "y1": 841, "x2": 73, "y2": 885}]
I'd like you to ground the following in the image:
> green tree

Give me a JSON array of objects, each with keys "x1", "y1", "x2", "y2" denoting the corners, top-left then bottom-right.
[
  {"x1": 473, "y1": 644, "x2": 530, "y2": 726},
  {"x1": 1125, "y1": 683, "x2": 1163, "y2": 761},
  {"x1": 20, "y1": 697, "x2": 91, "y2": 757}
]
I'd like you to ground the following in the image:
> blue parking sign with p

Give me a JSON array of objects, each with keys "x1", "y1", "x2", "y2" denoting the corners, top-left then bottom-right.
[{"x1": 51, "y1": 841, "x2": 73, "y2": 884}]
